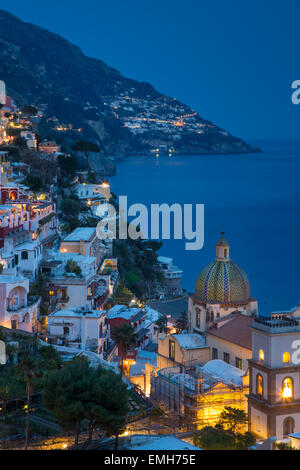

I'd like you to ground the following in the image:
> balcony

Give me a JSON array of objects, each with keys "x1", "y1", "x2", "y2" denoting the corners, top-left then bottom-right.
[{"x1": 7, "y1": 295, "x2": 40, "y2": 312}]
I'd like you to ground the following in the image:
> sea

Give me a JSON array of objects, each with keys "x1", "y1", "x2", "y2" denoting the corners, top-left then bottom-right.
[{"x1": 111, "y1": 140, "x2": 300, "y2": 315}]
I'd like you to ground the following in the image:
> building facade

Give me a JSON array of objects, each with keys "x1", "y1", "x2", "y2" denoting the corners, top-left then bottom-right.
[{"x1": 248, "y1": 315, "x2": 300, "y2": 439}]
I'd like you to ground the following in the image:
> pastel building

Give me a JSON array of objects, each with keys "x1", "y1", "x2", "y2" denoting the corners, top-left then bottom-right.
[
  {"x1": 41, "y1": 250, "x2": 105, "y2": 312},
  {"x1": 157, "y1": 333, "x2": 210, "y2": 370},
  {"x1": 60, "y1": 227, "x2": 110, "y2": 265},
  {"x1": 0, "y1": 274, "x2": 40, "y2": 332},
  {"x1": 75, "y1": 182, "x2": 111, "y2": 216},
  {"x1": 189, "y1": 235, "x2": 258, "y2": 334},
  {"x1": 47, "y1": 308, "x2": 109, "y2": 357},
  {"x1": 206, "y1": 311, "x2": 253, "y2": 371}
]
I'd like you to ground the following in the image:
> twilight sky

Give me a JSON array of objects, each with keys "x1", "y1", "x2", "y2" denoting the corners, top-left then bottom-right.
[{"x1": 4, "y1": 0, "x2": 300, "y2": 140}]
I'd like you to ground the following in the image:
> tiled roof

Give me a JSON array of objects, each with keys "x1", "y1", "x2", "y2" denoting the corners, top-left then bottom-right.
[{"x1": 206, "y1": 312, "x2": 253, "y2": 350}]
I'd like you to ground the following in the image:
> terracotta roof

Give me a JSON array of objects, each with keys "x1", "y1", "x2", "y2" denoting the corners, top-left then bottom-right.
[{"x1": 206, "y1": 312, "x2": 254, "y2": 350}]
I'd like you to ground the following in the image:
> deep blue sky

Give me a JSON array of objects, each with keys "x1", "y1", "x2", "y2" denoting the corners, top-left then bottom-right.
[{"x1": 4, "y1": 0, "x2": 300, "y2": 139}]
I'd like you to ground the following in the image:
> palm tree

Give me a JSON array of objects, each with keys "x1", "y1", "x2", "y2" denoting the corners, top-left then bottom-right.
[
  {"x1": 175, "y1": 310, "x2": 188, "y2": 333},
  {"x1": 154, "y1": 315, "x2": 168, "y2": 334},
  {"x1": 111, "y1": 324, "x2": 137, "y2": 377},
  {"x1": 18, "y1": 357, "x2": 39, "y2": 450},
  {"x1": 72, "y1": 141, "x2": 100, "y2": 170}
]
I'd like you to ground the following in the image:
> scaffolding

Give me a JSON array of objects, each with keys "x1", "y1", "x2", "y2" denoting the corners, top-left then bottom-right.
[{"x1": 151, "y1": 364, "x2": 248, "y2": 431}]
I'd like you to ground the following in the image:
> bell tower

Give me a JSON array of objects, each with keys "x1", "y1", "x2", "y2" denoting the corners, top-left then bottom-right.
[
  {"x1": 248, "y1": 315, "x2": 300, "y2": 440},
  {"x1": 216, "y1": 232, "x2": 230, "y2": 261}
]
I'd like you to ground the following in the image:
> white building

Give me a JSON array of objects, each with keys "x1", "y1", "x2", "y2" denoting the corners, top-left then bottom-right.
[
  {"x1": 0, "y1": 274, "x2": 40, "y2": 332},
  {"x1": 248, "y1": 315, "x2": 300, "y2": 440},
  {"x1": 0, "y1": 81, "x2": 6, "y2": 105},
  {"x1": 157, "y1": 256, "x2": 183, "y2": 298},
  {"x1": 47, "y1": 307, "x2": 109, "y2": 357}
]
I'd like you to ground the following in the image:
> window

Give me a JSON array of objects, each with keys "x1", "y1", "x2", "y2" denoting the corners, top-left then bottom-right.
[
  {"x1": 212, "y1": 348, "x2": 218, "y2": 360},
  {"x1": 21, "y1": 251, "x2": 28, "y2": 260},
  {"x1": 282, "y1": 377, "x2": 293, "y2": 399},
  {"x1": 224, "y1": 249, "x2": 227, "y2": 258},
  {"x1": 11, "y1": 320, "x2": 17, "y2": 329},
  {"x1": 195, "y1": 308, "x2": 201, "y2": 328},
  {"x1": 169, "y1": 340, "x2": 175, "y2": 360},
  {"x1": 256, "y1": 415, "x2": 261, "y2": 433},
  {"x1": 259, "y1": 349, "x2": 264, "y2": 362},
  {"x1": 235, "y1": 357, "x2": 242, "y2": 369},
  {"x1": 224, "y1": 352, "x2": 230, "y2": 364},
  {"x1": 256, "y1": 374, "x2": 263, "y2": 397},
  {"x1": 283, "y1": 352, "x2": 290, "y2": 364},
  {"x1": 283, "y1": 417, "x2": 295, "y2": 437},
  {"x1": 63, "y1": 327, "x2": 70, "y2": 336}
]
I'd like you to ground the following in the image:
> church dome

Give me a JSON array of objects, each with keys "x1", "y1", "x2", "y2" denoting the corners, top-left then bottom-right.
[{"x1": 195, "y1": 235, "x2": 250, "y2": 304}]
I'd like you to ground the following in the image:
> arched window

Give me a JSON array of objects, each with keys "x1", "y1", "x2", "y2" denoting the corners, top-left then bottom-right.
[
  {"x1": 195, "y1": 308, "x2": 201, "y2": 328},
  {"x1": 282, "y1": 377, "x2": 294, "y2": 399},
  {"x1": 259, "y1": 349, "x2": 264, "y2": 362},
  {"x1": 283, "y1": 417, "x2": 295, "y2": 437},
  {"x1": 283, "y1": 352, "x2": 290, "y2": 364},
  {"x1": 256, "y1": 374, "x2": 263, "y2": 397}
]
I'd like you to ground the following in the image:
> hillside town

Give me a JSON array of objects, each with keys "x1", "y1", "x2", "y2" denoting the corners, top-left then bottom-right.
[{"x1": 0, "y1": 77, "x2": 300, "y2": 452}]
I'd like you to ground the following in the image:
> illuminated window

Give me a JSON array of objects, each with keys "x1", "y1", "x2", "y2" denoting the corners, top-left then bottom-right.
[
  {"x1": 235, "y1": 357, "x2": 242, "y2": 369},
  {"x1": 283, "y1": 352, "x2": 290, "y2": 364},
  {"x1": 169, "y1": 340, "x2": 175, "y2": 360},
  {"x1": 224, "y1": 352, "x2": 230, "y2": 364},
  {"x1": 49, "y1": 290, "x2": 54, "y2": 296},
  {"x1": 282, "y1": 377, "x2": 293, "y2": 399},
  {"x1": 256, "y1": 374, "x2": 263, "y2": 396},
  {"x1": 259, "y1": 349, "x2": 264, "y2": 362}
]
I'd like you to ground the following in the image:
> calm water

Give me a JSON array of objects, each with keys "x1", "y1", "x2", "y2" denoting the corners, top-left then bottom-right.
[{"x1": 111, "y1": 140, "x2": 300, "y2": 315}]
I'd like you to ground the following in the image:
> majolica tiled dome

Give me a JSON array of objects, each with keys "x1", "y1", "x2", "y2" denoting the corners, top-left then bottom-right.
[{"x1": 195, "y1": 236, "x2": 250, "y2": 304}]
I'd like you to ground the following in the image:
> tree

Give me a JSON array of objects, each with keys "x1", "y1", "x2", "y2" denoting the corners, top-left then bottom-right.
[
  {"x1": 175, "y1": 310, "x2": 188, "y2": 333},
  {"x1": 22, "y1": 105, "x2": 37, "y2": 116},
  {"x1": 14, "y1": 136, "x2": 28, "y2": 148},
  {"x1": 193, "y1": 426, "x2": 236, "y2": 450},
  {"x1": 84, "y1": 367, "x2": 128, "y2": 448},
  {"x1": 43, "y1": 357, "x2": 90, "y2": 448},
  {"x1": 22, "y1": 175, "x2": 45, "y2": 193},
  {"x1": 61, "y1": 198, "x2": 81, "y2": 220},
  {"x1": 6, "y1": 127, "x2": 21, "y2": 137},
  {"x1": 57, "y1": 154, "x2": 77, "y2": 180},
  {"x1": 111, "y1": 324, "x2": 137, "y2": 377},
  {"x1": 38, "y1": 345, "x2": 62, "y2": 371},
  {"x1": 218, "y1": 407, "x2": 249, "y2": 433},
  {"x1": 72, "y1": 140, "x2": 100, "y2": 169},
  {"x1": 18, "y1": 357, "x2": 40, "y2": 450},
  {"x1": 90, "y1": 367, "x2": 128, "y2": 450},
  {"x1": 65, "y1": 259, "x2": 82, "y2": 276},
  {"x1": 154, "y1": 315, "x2": 168, "y2": 334}
]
